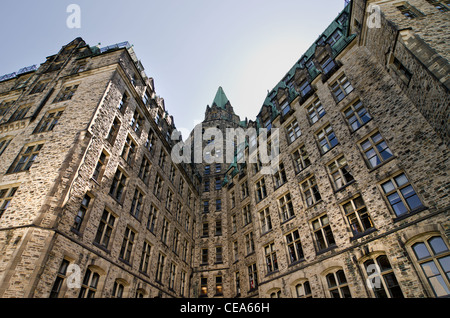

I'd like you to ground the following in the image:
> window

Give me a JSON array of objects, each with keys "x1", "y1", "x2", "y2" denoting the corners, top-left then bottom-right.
[
  {"x1": 235, "y1": 272, "x2": 241, "y2": 296},
  {"x1": 106, "y1": 118, "x2": 120, "y2": 145},
  {"x1": 49, "y1": 259, "x2": 70, "y2": 298},
  {"x1": 216, "y1": 199, "x2": 222, "y2": 211},
  {"x1": 286, "y1": 120, "x2": 301, "y2": 144},
  {"x1": 264, "y1": 242, "x2": 279, "y2": 274},
  {"x1": 172, "y1": 230, "x2": 180, "y2": 255},
  {"x1": 200, "y1": 277, "x2": 208, "y2": 297},
  {"x1": 312, "y1": 214, "x2": 336, "y2": 251},
  {"x1": 138, "y1": 156, "x2": 151, "y2": 184},
  {"x1": 118, "y1": 92, "x2": 128, "y2": 113},
  {"x1": 216, "y1": 276, "x2": 223, "y2": 295},
  {"x1": 245, "y1": 232, "x2": 255, "y2": 255},
  {"x1": 9, "y1": 105, "x2": 31, "y2": 122},
  {"x1": 292, "y1": 145, "x2": 311, "y2": 173},
  {"x1": 327, "y1": 155, "x2": 354, "y2": 190},
  {"x1": 0, "y1": 186, "x2": 19, "y2": 218},
  {"x1": 301, "y1": 176, "x2": 322, "y2": 207},
  {"x1": 248, "y1": 264, "x2": 258, "y2": 290},
  {"x1": 327, "y1": 30, "x2": 342, "y2": 46},
  {"x1": 233, "y1": 240, "x2": 239, "y2": 261},
  {"x1": 215, "y1": 220, "x2": 222, "y2": 236},
  {"x1": 299, "y1": 80, "x2": 312, "y2": 97},
  {"x1": 381, "y1": 173, "x2": 423, "y2": 217},
  {"x1": 109, "y1": 168, "x2": 127, "y2": 202},
  {"x1": 215, "y1": 178, "x2": 222, "y2": 190},
  {"x1": 280, "y1": 101, "x2": 291, "y2": 116},
  {"x1": 230, "y1": 191, "x2": 236, "y2": 208},
  {"x1": 165, "y1": 189, "x2": 174, "y2": 211},
  {"x1": 342, "y1": 195, "x2": 374, "y2": 236},
  {"x1": 130, "y1": 110, "x2": 144, "y2": 136},
  {"x1": 53, "y1": 85, "x2": 79, "y2": 103},
  {"x1": 180, "y1": 271, "x2": 187, "y2": 297},
  {"x1": 94, "y1": 209, "x2": 116, "y2": 249},
  {"x1": 92, "y1": 150, "x2": 108, "y2": 182},
  {"x1": 33, "y1": 109, "x2": 64, "y2": 133},
  {"x1": 216, "y1": 246, "x2": 223, "y2": 264},
  {"x1": 72, "y1": 194, "x2": 92, "y2": 232},
  {"x1": 130, "y1": 189, "x2": 144, "y2": 219},
  {"x1": 161, "y1": 218, "x2": 170, "y2": 244},
  {"x1": 7, "y1": 143, "x2": 44, "y2": 174},
  {"x1": 146, "y1": 205, "x2": 158, "y2": 233},
  {"x1": 201, "y1": 248, "x2": 209, "y2": 265},
  {"x1": 169, "y1": 263, "x2": 177, "y2": 290},
  {"x1": 320, "y1": 56, "x2": 336, "y2": 74},
  {"x1": 119, "y1": 226, "x2": 135, "y2": 262},
  {"x1": 78, "y1": 268, "x2": 100, "y2": 298},
  {"x1": 145, "y1": 129, "x2": 156, "y2": 154},
  {"x1": 307, "y1": 97, "x2": 326, "y2": 124},
  {"x1": 158, "y1": 150, "x2": 166, "y2": 169},
  {"x1": 426, "y1": 0, "x2": 450, "y2": 12},
  {"x1": 411, "y1": 235, "x2": 450, "y2": 297},
  {"x1": 243, "y1": 204, "x2": 252, "y2": 226},
  {"x1": 0, "y1": 100, "x2": 16, "y2": 118},
  {"x1": 343, "y1": 99, "x2": 372, "y2": 131},
  {"x1": 316, "y1": 124, "x2": 338, "y2": 153},
  {"x1": 215, "y1": 163, "x2": 221, "y2": 173},
  {"x1": 396, "y1": 4, "x2": 422, "y2": 18},
  {"x1": 29, "y1": 81, "x2": 48, "y2": 95},
  {"x1": 391, "y1": 56, "x2": 413, "y2": 84},
  {"x1": 204, "y1": 165, "x2": 210, "y2": 175},
  {"x1": 331, "y1": 74, "x2": 353, "y2": 102},
  {"x1": 204, "y1": 180, "x2": 210, "y2": 193},
  {"x1": 203, "y1": 200, "x2": 209, "y2": 213},
  {"x1": 0, "y1": 138, "x2": 11, "y2": 157},
  {"x1": 153, "y1": 174, "x2": 164, "y2": 199},
  {"x1": 259, "y1": 207, "x2": 272, "y2": 234},
  {"x1": 273, "y1": 163, "x2": 287, "y2": 189},
  {"x1": 296, "y1": 281, "x2": 312, "y2": 298},
  {"x1": 270, "y1": 290, "x2": 282, "y2": 298},
  {"x1": 139, "y1": 241, "x2": 152, "y2": 274},
  {"x1": 202, "y1": 222, "x2": 209, "y2": 237},
  {"x1": 326, "y1": 270, "x2": 351, "y2": 298},
  {"x1": 360, "y1": 132, "x2": 393, "y2": 168},
  {"x1": 279, "y1": 192, "x2": 295, "y2": 222},
  {"x1": 255, "y1": 178, "x2": 267, "y2": 202},
  {"x1": 121, "y1": 135, "x2": 137, "y2": 166},
  {"x1": 286, "y1": 230, "x2": 304, "y2": 264},
  {"x1": 155, "y1": 253, "x2": 165, "y2": 282},
  {"x1": 363, "y1": 255, "x2": 404, "y2": 298},
  {"x1": 112, "y1": 281, "x2": 125, "y2": 298}
]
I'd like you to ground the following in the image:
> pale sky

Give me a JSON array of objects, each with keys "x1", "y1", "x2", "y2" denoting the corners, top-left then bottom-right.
[{"x1": 0, "y1": 0, "x2": 346, "y2": 136}]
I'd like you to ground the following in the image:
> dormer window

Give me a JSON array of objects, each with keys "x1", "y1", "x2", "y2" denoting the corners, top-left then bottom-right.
[
  {"x1": 321, "y1": 56, "x2": 336, "y2": 75},
  {"x1": 264, "y1": 119, "x2": 272, "y2": 132},
  {"x1": 299, "y1": 80, "x2": 312, "y2": 97},
  {"x1": 280, "y1": 101, "x2": 290, "y2": 116},
  {"x1": 327, "y1": 30, "x2": 342, "y2": 46}
]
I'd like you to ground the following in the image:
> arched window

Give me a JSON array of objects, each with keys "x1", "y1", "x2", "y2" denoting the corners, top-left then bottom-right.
[
  {"x1": 325, "y1": 269, "x2": 351, "y2": 298},
  {"x1": 112, "y1": 280, "x2": 125, "y2": 298},
  {"x1": 78, "y1": 268, "x2": 100, "y2": 298},
  {"x1": 295, "y1": 281, "x2": 312, "y2": 298},
  {"x1": 363, "y1": 255, "x2": 403, "y2": 298},
  {"x1": 410, "y1": 235, "x2": 450, "y2": 297}
]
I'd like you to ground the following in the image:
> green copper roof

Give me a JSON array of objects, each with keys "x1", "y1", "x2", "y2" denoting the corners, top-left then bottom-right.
[{"x1": 212, "y1": 86, "x2": 230, "y2": 109}]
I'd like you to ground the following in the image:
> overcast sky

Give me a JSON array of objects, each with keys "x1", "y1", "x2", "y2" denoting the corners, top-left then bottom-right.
[{"x1": 0, "y1": 0, "x2": 346, "y2": 137}]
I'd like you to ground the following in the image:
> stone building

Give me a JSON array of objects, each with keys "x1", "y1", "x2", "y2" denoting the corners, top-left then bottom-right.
[{"x1": 0, "y1": 0, "x2": 449, "y2": 298}]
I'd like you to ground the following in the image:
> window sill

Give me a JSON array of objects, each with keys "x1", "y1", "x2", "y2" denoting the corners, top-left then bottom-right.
[
  {"x1": 333, "y1": 179, "x2": 357, "y2": 194},
  {"x1": 366, "y1": 156, "x2": 397, "y2": 173},
  {"x1": 316, "y1": 244, "x2": 337, "y2": 256},
  {"x1": 92, "y1": 241, "x2": 111, "y2": 254},
  {"x1": 349, "y1": 227, "x2": 377, "y2": 242},
  {"x1": 393, "y1": 206, "x2": 428, "y2": 223},
  {"x1": 260, "y1": 229, "x2": 273, "y2": 237},
  {"x1": 280, "y1": 216, "x2": 296, "y2": 226},
  {"x1": 288, "y1": 259, "x2": 305, "y2": 268}
]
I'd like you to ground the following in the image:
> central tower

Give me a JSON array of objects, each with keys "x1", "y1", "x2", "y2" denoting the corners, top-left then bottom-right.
[{"x1": 191, "y1": 87, "x2": 244, "y2": 298}]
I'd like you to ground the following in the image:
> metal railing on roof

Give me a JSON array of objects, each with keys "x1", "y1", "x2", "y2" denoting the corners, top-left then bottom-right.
[
  {"x1": 0, "y1": 64, "x2": 38, "y2": 82},
  {"x1": 99, "y1": 41, "x2": 131, "y2": 53}
]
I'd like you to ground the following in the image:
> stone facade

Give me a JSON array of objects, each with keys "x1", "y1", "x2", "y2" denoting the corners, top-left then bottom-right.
[{"x1": 0, "y1": 0, "x2": 449, "y2": 298}]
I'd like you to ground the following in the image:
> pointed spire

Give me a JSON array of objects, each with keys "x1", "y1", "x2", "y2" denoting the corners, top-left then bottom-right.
[{"x1": 212, "y1": 86, "x2": 230, "y2": 109}]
